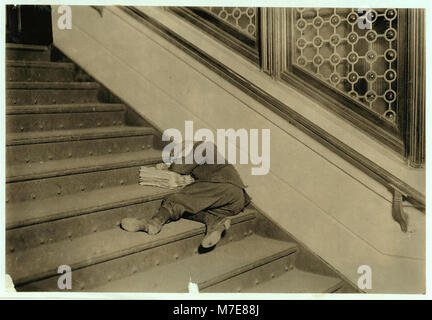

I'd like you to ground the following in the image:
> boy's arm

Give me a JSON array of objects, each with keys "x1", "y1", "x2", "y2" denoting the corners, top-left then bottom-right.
[
  {"x1": 168, "y1": 140, "x2": 223, "y2": 174},
  {"x1": 169, "y1": 160, "x2": 198, "y2": 175},
  {"x1": 156, "y1": 159, "x2": 196, "y2": 174}
]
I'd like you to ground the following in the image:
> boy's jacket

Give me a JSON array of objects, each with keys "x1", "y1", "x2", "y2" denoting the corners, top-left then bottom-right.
[{"x1": 169, "y1": 141, "x2": 247, "y2": 189}]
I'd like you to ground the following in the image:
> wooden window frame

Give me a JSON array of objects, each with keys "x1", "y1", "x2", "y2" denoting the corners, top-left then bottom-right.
[
  {"x1": 123, "y1": 5, "x2": 425, "y2": 208},
  {"x1": 261, "y1": 8, "x2": 425, "y2": 166}
]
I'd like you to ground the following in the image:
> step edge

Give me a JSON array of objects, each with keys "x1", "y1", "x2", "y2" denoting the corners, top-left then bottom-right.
[
  {"x1": 6, "y1": 43, "x2": 50, "y2": 51},
  {"x1": 7, "y1": 199, "x2": 255, "y2": 234},
  {"x1": 245, "y1": 268, "x2": 346, "y2": 293},
  {"x1": 198, "y1": 246, "x2": 298, "y2": 291},
  {"x1": 6, "y1": 60, "x2": 74, "y2": 69},
  {"x1": 11, "y1": 227, "x2": 204, "y2": 286},
  {"x1": 7, "y1": 126, "x2": 156, "y2": 146},
  {"x1": 6, "y1": 153, "x2": 162, "y2": 183},
  {"x1": 6, "y1": 103, "x2": 126, "y2": 115},
  {"x1": 6, "y1": 81, "x2": 100, "y2": 89},
  {"x1": 326, "y1": 279, "x2": 347, "y2": 293}
]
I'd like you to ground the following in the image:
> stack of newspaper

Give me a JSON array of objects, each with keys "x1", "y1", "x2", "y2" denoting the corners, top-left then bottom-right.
[{"x1": 139, "y1": 166, "x2": 195, "y2": 189}]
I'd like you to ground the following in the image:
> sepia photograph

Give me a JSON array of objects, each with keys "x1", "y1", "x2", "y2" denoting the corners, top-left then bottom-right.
[{"x1": 1, "y1": 2, "x2": 427, "y2": 299}]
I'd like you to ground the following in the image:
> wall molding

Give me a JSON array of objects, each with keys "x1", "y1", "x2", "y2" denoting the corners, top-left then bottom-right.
[
  {"x1": 122, "y1": 6, "x2": 425, "y2": 209},
  {"x1": 406, "y1": 9, "x2": 426, "y2": 167},
  {"x1": 170, "y1": 7, "x2": 260, "y2": 65}
]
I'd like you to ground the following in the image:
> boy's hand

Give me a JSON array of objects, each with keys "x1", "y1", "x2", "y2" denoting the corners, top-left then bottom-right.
[{"x1": 156, "y1": 162, "x2": 171, "y2": 170}]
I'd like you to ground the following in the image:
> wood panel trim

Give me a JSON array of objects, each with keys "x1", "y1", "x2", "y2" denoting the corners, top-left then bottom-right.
[
  {"x1": 121, "y1": 6, "x2": 425, "y2": 209},
  {"x1": 406, "y1": 9, "x2": 426, "y2": 167},
  {"x1": 260, "y1": 8, "x2": 281, "y2": 77},
  {"x1": 279, "y1": 71, "x2": 404, "y2": 154}
]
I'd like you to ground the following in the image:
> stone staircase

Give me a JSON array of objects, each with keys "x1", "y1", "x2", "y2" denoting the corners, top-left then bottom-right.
[{"x1": 5, "y1": 43, "x2": 353, "y2": 293}]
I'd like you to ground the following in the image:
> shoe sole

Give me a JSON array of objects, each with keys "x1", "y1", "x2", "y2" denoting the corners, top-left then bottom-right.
[
  {"x1": 201, "y1": 218, "x2": 231, "y2": 248},
  {"x1": 121, "y1": 218, "x2": 147, "y2": 232}
]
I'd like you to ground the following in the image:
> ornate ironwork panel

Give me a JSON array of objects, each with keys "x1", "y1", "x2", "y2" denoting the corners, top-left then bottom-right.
[
  {"x1": 292, "y1": 8, "x2": 399, "y2": 124},
  {"x1": 168, "y1": 6, "x2": 423, "y2": 163},
  {"x1": 201, "y1": 7, "x2": 258, "y2": 39},
  {"x1": 170, "y1": 7, "x2": 260, "y2": 64}
]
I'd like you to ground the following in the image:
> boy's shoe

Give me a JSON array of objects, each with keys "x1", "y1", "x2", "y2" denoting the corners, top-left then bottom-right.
[
  {"x1": 121, "y1": 217, "x2": 163, "y2": 235},
  {"x1": 201, "y1": 217, "x2": 231, "y2": 248}
]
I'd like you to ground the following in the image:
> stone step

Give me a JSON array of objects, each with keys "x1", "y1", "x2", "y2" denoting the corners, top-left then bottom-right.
[
  {"x1": 244, "y1": 268, "x2": 344, "y2": 293},
  {"x1": 6, "y1": 164, "x2": 150, "y2": 204},
  {"x1": 6, "y1": 103, "x2": 126, "y2": 133},
  {"x1": 6, "y1": 150, "x2": 162, "y2": 204},
  {"x1": 9, "y1": 210, "x2": 257, "y2": 290},
  {"x1": 6, "y1": 184, "x2": 172, "y2": 251},
  {"x1": 91, "y1": 235, "x2": 297, "y2": 293},
  {"x1": 6, "y1": 149, "x2": 161, "y2": 183},
  {"x1": 6, "y1": 103, "x2": 126, "y2": 115},
  {"x1": 6, "y1": 183, "x2": 171, "y2": 230},
  {"x1": 6, "y1": 126, "x2": 155, "y2": 164},
  {"x1": 7, "y1": 125, "x2": 154, "y2": 146},
  {"x1": 6, "y1": 60, "x2": 75, "y2": 82},
  {"x1": 6, "y1": 43, "x2": 51, "y2": 61},
  {"x1": 6, "y1": 82, "x2": 100, "y2": 105},
  {"x1": 4, "y1": 41, "x2": 347, "y2": 295}
]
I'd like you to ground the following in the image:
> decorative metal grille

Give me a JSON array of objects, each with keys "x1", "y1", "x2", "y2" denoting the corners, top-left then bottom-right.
[
  {"x1": 292, "y1": 8, "x2": 398, "y2": 123},
  {"x1": 202, "y1": 7, "x2": 257, "y2": 39},
  {"x1": 171, "y1": 6, "x2": 260, "y2": 63}
]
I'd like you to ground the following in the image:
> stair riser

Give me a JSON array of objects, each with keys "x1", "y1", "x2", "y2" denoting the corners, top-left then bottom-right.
[
  {"x1": 7, "y1": 135, "x2": 154, "y2": 165},
  {"x1": 6, "y1": 49, "x2": 51, "y2": 62},
  {"x1": 7, "y1": 200, "x2": 165, "y2": 252},
  {"x1": 330, "y1": 283, "x2": 355, "y2": 293},
  {"x1": 15, "y1": 219, "x2": 256, "y2": 291},
  {"x1": 7, "y1": 89, "x2": 99, "y2": 105},
  {"x1": 201, "y1": 254, "x2": 297, "y2": 293},
  {"x1": 6, "y1": 166, "x2": 148, "y2": 203},
  {"x1": 7, "y1": 66, "x2": 74, "y2": 82},
  {"x1": 6, "y1": 112, "x2": 126, "y2": 133}
]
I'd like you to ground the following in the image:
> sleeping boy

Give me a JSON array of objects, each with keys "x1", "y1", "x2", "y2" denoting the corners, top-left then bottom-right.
[{"x1": 121, "y1": 140, "x2": 250, "y2": 248}]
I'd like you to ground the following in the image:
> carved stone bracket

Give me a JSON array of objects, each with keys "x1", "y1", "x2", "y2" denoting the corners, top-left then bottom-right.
[{"x1": 390, "y1": 185, "x2": 408, "y2": 232}]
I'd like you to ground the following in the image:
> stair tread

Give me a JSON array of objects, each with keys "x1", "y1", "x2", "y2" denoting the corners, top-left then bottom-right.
[
  {"x1": 6, "y1": 43, "x2": 50, "y2": 51},
  {"x1": 6, "y1": 184, "x2": 171, "y2": 229},
  {"x1": 7, "y1": 149, "x2": 162, "y2": 182},
  {"x1": 6, "y1": 81, "x2": 99, "y2": 89},
  {"x1": 7, "y1": 210, "x2": 256, "y2": 285},
  {"x1": 245, "y1": 269, "x2": 343, "y2": 293},
  {"x1": 92, "y1": 235, "x2": 297, "y2": 292},
  {"x1": 7, "y1": 126, "x2": 155, "y2": 145},
  {"x1": 6, "y1": 103, "x2": 126, "y2": 114},
  {"x1": 7, "y1": 220, "x2": 202, "y2": 284},
  {"x1": 6, "y1": 60, "x2": 74, "y2": 69}
]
